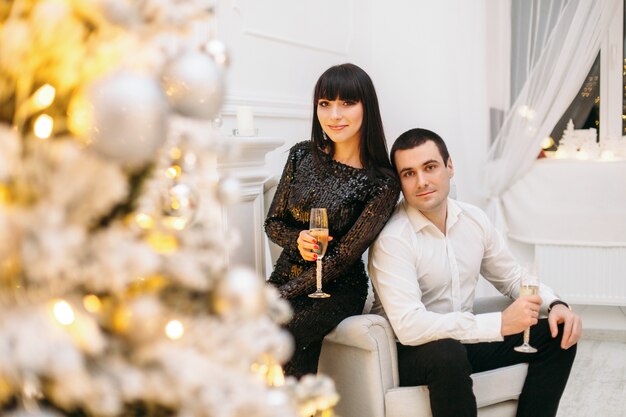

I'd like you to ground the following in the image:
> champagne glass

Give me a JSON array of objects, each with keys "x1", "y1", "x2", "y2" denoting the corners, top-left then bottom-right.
[
  {"x1": 514, "y1": 271, "x2": 540, "y2": 353},
  {"x1": 308, "y1": 208, "x2": 330, "y2": 298}
]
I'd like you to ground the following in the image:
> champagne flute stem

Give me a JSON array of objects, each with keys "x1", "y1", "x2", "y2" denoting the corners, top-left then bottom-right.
[
  {"x1": 316, "y1": 259, "x2": 322, "y2": 292},
  {"x1": 523, "y1": 328, "x2": 530, "y2": 344}
]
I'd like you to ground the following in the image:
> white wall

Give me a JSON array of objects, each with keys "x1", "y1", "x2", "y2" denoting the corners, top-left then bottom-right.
[
  {"x1": 215, "y1": 0, "x2": 375, "y2": 179},
  {"x1": 369, "y1": 1, "x2": 490, "y2": 206},
  {"x1": 215, "y1": 0, "x2": 490, "y2": 207}
]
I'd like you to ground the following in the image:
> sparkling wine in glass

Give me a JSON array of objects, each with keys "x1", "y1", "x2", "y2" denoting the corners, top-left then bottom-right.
[
  {"x1": 514, "y1": 271, "x2": 540, "y2": 353},
  {"x1": 308, "y1": 208, "x2": 330, "y2": 299}
]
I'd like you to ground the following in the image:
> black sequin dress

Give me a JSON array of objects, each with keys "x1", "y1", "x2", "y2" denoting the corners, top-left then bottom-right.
[{"x1": 265, "y1": 141, "x2": 400, "y2": 377}]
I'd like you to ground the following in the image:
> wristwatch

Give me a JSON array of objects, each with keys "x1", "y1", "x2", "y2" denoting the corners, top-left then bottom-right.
[{"x1": 548, "y1": 300, "x2": 571, "y2": 313}]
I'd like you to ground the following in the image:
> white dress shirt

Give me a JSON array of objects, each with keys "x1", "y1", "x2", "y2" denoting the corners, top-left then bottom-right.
[{"x1": 369, "y1": 198, "x2": 559, "y2": 346}]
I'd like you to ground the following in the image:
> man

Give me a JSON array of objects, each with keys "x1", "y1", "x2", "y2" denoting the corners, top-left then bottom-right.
[{"x1": 369, "y1": 128, "x2": 582, "y2": 417}]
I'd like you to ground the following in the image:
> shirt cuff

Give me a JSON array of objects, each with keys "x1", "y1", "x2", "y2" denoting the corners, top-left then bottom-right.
[{"x1": 461, "y1": 312, "x2": 504, "y2": 343}]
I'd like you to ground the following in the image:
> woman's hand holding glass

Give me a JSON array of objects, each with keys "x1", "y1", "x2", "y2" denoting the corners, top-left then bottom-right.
[{"x1": 297, "y1": 230, "x2": 333, "y2": 261}]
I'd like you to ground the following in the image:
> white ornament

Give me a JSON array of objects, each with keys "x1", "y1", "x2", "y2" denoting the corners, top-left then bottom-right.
[
  {"x1": 214, "y1": 267, "x2": 266, "y2": 318},
  {"x1": 217, "y1": 177, "x2": 241, "y2": 205},
  {"x1": 87, "y1": 71, "x2": 169, "y2": 168},
  {"x1": 161, "y1": 52, "x2": 225, "y2": 120},
  {"x1": 203, "y1": 40, "x2": 229, "y2": 67},
  {"x1": 269, "y1": 330, "x2": 295, "y2": 364}
]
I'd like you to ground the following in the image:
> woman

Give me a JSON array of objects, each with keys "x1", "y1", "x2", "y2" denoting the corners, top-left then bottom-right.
[{"x1": 265, "y1": 63, "x2": 400, "y2": 377}]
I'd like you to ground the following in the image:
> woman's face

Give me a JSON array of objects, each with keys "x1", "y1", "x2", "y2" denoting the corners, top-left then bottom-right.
[{"x1": 316, "y1": 98, "x2": 363, "y2": 147}]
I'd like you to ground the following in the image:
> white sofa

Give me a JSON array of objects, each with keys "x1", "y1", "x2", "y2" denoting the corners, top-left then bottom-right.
[{"x1": 318, "y1": 296, "x2": 528, "y2": 417}]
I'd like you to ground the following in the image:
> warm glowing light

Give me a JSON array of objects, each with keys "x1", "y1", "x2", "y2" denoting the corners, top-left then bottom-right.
[
  {"x1": 252, "y1": 355, "x2": 285, "y2": 387},
  {"x1": 165, "y1": 165, "x2": 182, "y2": 179},
  {"x1": 83, "y1": 295, "x2": 102, "y2": 313},
  {"x1": 169, "y1": 146, "x2": 182, "y2": 160},
  {"x1": 267, "y1": 363, "x2": 285, "y2": 387},
  {"x1": 517, "y1": 105, "x2": 536, "y2": 120},
  {"x1": 146, "y1": 231, "x2": 179, "y2": 254},
  {"x1": 162, "y1": 216, "x2": 189, "y2": 231},
  {"x1": 34, "y1": 114, "x2": 54, "y2": 139},
  {"x1": 33, "y1": 84, "x2": 56, "y2": 109},
  {"x1": 112, "y1": 304, "x2": 131, "y2": 334},
  {"x1": 576, "y1": 150, "x2": 589, "y2": 160},
  {"x1": 67, "y1": 93, "x2": 93, "y2": 136},
  {"x1": 600, "y1": 150, "x2": 615, "y2": 161},
  {"x1": 0, "y1": 184, "x2": 10, "y2": 204},
  {"x1": 554, "y1": 148, "x2": 569, "y2": 159},
  {"x1": 53, "y1": 300, "x2": 75, "y2": 325},
  {"x1": 541, "y1": 137, "x2": 555, "y2": 150},
  {"x1": 134, "y1": 212, "x2": 155, "y2": 230},
  {"x1": 126, "y1": 275, "x2": 167, "y2": 297},
  {"x1": 165, "y1": 320, "x2": 184, "y2": 340}
]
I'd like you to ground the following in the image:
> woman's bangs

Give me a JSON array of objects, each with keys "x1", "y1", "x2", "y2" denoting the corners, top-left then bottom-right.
[{"x1": 316, "y1": 70, "x2": 361, "y2": 102}]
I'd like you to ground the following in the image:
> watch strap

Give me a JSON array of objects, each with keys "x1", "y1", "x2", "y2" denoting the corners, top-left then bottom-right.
[{"x1": 548, "y1": 300, "x2": 570, "y2": 313}]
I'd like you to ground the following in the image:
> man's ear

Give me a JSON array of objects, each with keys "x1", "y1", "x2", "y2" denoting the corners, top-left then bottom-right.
[{"x1": 447, "y1": 157, "x2": 454, "y2": 178}]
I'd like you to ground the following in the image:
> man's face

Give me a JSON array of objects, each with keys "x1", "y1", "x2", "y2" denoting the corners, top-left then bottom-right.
[{"x1": 394, "y1": 140, "x2": 454, "y2": 216}]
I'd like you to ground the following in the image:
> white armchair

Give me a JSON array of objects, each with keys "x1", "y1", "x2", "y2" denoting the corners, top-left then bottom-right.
[{"x1": 318, "y1": 296, "x2": 528, "y2": 417}]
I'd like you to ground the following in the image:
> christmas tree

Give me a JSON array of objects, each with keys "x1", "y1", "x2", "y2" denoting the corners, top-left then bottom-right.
[{"x1": 0, "y1": 1, "x2": 337, "y2": 416}]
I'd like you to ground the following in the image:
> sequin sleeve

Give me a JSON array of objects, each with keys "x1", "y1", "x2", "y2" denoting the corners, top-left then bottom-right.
[
  {"x1": 278, "y1": 176, "x2": 400, "y2": 299},
  {"x1": 264, "y1": 143, "x2": 306, "y2": 252}
]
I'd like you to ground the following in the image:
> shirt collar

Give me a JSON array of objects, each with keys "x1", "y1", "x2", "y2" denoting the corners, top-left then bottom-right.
[{"x1": 401, "y1": 198, "x2": 463, "y2": 234}]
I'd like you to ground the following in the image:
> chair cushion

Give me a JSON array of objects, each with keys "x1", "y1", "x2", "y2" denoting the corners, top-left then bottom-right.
[
  {"x1": 383, "y1": 363, "x2": 528, "y2": 417},
  {"x1": 472, "y1": 364, "x2": 528, "y2": 407}
]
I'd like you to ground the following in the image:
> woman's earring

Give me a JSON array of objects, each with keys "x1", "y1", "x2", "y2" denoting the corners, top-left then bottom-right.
[{"x1": 322, "y1": 131, "x2": 329, "y2": 141}]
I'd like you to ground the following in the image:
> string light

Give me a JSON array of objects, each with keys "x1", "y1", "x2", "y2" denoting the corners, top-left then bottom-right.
[
  {"x1": 541, "y1": 137, "x2": 555, "y2": 150},
  {"x1": 83, "y1": 295, "x2": 102, "y2": 313},
  {"x1": 67, "y1": 93, "x2": 92, "y2": 136},
  {"x1": 146, "y1": 231, "x2": 179, "y2": 254},
  {"x1": 34, "y1": 114, "x2": 54, "y2": 139},
  {"x1": 576, "y1": 150, "x2": 589, "y2": 160},
  {"x1": 32, "y1": 84, "x2": 56, "y2": 109},
  {"x1": 165, "y1": 319, "x2": 184, "y2": 340},
  {"x1": 169, "y1": 146, "x2": 183, "y2": 160},
  {"x1": 0, "y1": 183, "x2": 10, "y2": 204},
  {"x1": 165, "y1": 165, "x2": 182, "y2": 179},
  {"x1": 162, "y1": 216, "x2": 188, "y2": 231},
  {"x1": 251, "y1": 355, "x2": 285, "y2": 387},
  {"x1": 134, "y1": 212, "x2": 155, "y2": 230},
  {"x1": 600, "y1": 150, "x2": 615, "y2": 161},
  {"x1": 52, "y1": 300, "x2": 75, "y2": 325}
]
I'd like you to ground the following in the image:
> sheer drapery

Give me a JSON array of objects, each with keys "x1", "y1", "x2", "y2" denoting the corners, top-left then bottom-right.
[
  {"x1": 510, "y1": 0, "x2": 568, "y2": 103},
  {"x1": 485, "y1": 0, "x2": 619, "y2": 229}
]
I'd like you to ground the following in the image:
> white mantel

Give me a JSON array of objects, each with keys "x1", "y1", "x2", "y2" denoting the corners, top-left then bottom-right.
[{"x1": 218, "y1": 136, "x2": 283, "y2": 277}]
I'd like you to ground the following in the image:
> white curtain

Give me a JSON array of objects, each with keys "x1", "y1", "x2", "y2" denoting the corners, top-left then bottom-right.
[{"x1": 485, "y1": 0, "x2": 620, "y2": 229}]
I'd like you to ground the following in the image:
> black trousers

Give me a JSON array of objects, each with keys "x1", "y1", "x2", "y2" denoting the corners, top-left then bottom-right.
[{"x1": 396, "y1": 319, "x2": 577, "y2": 417}]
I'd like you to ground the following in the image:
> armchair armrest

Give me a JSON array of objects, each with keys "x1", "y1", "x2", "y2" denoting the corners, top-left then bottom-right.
[{"x1": 319, "y1": 314, "x2": 398, "y2": 417}]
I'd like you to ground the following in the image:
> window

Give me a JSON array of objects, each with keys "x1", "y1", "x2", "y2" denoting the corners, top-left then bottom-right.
[{"x1": 548, "y1": 1, "x2": 624, "y2": 148}]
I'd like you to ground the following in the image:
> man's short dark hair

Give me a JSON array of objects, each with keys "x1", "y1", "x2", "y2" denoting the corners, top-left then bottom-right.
[{"x1": 390, "y1": 128, "x2": 450, "y2": 171}]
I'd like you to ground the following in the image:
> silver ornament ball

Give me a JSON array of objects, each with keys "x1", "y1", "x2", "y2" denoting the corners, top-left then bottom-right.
[
  {"x1": 214, "y1": 267, "x2": 266, "y2": 318},
  {"x1": 161, "y1": 183, "x2": 199, "y2": 231},
  {"x1": 87, "y1": 71, "x2": 168, "y2": 168},
  {"x1": 217, "y1": 177, "x2": 241, "y2": 205},
  {"x1": 162, "y1": 51, "x2": 225, "y2": 120}
]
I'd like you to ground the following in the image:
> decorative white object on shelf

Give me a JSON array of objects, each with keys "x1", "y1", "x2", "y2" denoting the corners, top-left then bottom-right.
[
  {"x1": 555, "y1": 119, "x2": 598, "y2": 159},
  {"x1": 235, "y1": 105, "x2": 257, "y2": 136}
]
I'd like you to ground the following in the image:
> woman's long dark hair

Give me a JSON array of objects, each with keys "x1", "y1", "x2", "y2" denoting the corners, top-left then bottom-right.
[{"x1": 311, "y1": 63, "x2": 395, "y2": 182}]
